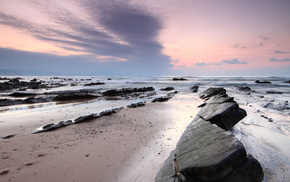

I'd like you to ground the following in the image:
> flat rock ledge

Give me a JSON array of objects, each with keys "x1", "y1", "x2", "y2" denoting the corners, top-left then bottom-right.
[{"x1": 155, "y1": 87, "x2": 264, "y2": 182}]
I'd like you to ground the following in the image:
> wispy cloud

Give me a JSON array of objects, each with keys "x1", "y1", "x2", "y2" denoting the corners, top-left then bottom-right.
[
  {"x1": 274, "y1": 50, "x2": 290, "y2": 54},
  {"x1": 258, "y1": 36, "x2": 270, "y2": 42},
  {"x1": 195, "y1": 62, "x2": 221, "y2": 67},
  {"x1": 222, "y1": 59, "x2": 247, "y2": 64},
  {"x1": 0, "y1": 0, "x2": 172, "y2": 70},
  {"x1": 270, "y1": 58, "x2": 290, "y2": 62}
]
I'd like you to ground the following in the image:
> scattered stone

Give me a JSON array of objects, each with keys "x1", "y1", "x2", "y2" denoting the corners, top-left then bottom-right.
[
  {"x1": 0, "y1": 170, "x2": 9, "y2": 175},
  {"x1": 2, "y1": 134, "x2": 16, "y2": 139},
  {"x1": 235, "y1": 86, "x2": 251, "y2": 92},
  {"x1": 172, "y1": 77, "x2": 187, "y2": 81},
  {"x1": 160, "y1": 87, "x2": 174, "y2": 91}
]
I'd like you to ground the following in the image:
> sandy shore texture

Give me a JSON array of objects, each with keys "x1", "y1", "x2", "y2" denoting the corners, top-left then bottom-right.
[{"x1": 0, "y1": 94, "x2": 203, "y2": 182}]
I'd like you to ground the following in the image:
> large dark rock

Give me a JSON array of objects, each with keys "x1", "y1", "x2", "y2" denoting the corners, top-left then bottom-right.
[
  {"x1": 155, "y1": 87, "x2": 263, "y2": 182},
  {"x1": 160, "y1": 87, "x2": 174, "y2": 91},
  {"x1": 255, "y1": 80, "x2": 271, "y2": 84}
]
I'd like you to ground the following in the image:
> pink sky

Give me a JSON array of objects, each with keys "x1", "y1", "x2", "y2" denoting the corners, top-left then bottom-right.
[{"x1": 0, "y1": 0, "x2": 290, "y2": 76}]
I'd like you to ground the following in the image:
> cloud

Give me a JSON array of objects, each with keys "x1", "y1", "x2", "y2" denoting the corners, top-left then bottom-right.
[
  {"x1": 222, "y1": 59, "x2": 247, "y2": 64},
  {"x1": 258, "y1": 36, "x2": 270, "y2": 42},
  {"x1": 195, "y1": 62, "x2": 221, "y2": 67},
  {"x1": 270, "y1": 58, "x2": 290, "y2": 62},
  {"x1": 274, "y1": 50, "x2": 290, "y2": 54},
  {"x1": 0, "y1": 0, "x2": 173, "y2": 75}
]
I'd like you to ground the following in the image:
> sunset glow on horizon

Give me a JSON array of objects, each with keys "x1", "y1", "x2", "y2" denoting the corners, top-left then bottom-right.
[{"x1": 0, "y1": 0, "x2": 290, "y2": 76}]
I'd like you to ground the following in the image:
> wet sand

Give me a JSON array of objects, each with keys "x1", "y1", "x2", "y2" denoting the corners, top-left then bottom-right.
[{"x1": 0, "y1": 94, "x2": 202, "y2": 182}]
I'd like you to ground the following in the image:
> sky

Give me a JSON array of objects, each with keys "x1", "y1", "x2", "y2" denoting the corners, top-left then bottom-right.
[{"x1": 0, "y1": 0, "x2": 290, "y2": 76}]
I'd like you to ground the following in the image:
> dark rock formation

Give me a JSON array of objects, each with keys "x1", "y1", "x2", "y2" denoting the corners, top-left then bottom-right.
[
  {"x1": 255, "y1": 80, "x2": 271, "y2": 84},
  {"x1": 266, "y1": 91, "x2": 283, "y2": 94},
  {"x1": 0, "y1": 77, "x2": 64, "y2": 91},
  {"x1": 235, "y1": 86, "x2": 251, "y2": 92},
  {"x1": 2, "y1": 134, "x2": 16, "y2": 139},
  {"x1": 84, "y1": 82, "x2": 105, "y2": 86},
  {"x1": 0, "y1": 97, "x2": 53, "y2": 106},
  {"x1": 53, "y1": 90, "x2": 100, "y2": 101},
  {"x1": 102, "y1": 87, "x2": 154, "y2": 97},
  {"x1": 172, "y1": 77, "x2": 187, "y2": 81},
  {"x1": 152, "y1": 92, "x2": 176, "y2": 103},
  {"x1": 197, "y1": 89, "x2": 247, "y2": 131},
  {"x1": 155, "y1": 87, "x2": 263, "y2": 182},
  {"x1": 283, "y1": 80, "x2": 290, "y2": 84},
  {"x1": 190, "y1": 85, "x2": 199, "y2": 92},
  {"x1": 9, "y1": 92, "x2": 39, "y2": 97},
  {"x1": 127, "y1": 102, "x2": 145, "y2": 108},
  {"x1": 160, "y1": 87, "x2": 174, "y2": 91}
]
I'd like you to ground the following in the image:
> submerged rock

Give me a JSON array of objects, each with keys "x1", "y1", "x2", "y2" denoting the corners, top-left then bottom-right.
[{"x1": 84, "y1": 82, "x2": 105, "y2": 86}]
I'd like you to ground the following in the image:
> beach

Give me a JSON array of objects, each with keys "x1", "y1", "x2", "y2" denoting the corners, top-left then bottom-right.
[
  {"x1": 0, "y1": 93, "x2": 203, "y2": 182},
  {"x1": 1, "y1": 76, "x2": 290, "y2": 181}
]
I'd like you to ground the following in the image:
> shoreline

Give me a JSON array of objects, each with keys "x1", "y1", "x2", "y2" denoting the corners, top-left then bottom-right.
[{"x1": 0, "y1": 94, "x2": 203, "y2": 182}]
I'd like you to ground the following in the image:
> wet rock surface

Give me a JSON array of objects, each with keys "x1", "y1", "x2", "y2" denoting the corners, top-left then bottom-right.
[{"x1": 155, "y1": 87, "x2": 263, "y2": 182}]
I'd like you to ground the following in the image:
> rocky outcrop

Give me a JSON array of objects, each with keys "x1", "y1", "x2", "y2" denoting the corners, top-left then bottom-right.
[
  {"x1": 53, "y1": 90, "x2": 101, "y2": 101},
  {"x1": 84, "y1": 82, "x2": 105, "y2": 86},
  {"x1": 172, "y1": 77, "x2": 187, "y2": 81},
  {"x1": 34, "y1": 108, "x2": 123, "y2": 133},
  {"x1": 102, "y1": 87, "x2": 155, "y2": 97},
  {"x1": 127, "y1": 102, "x2": 146, "y2": 108},
  {"x1": 255, "y1": 80, "x2": 271, "y2": 84},
  {"x1": 190, "y1": 85, "x2": 199, "y2": 92},
  {"x1": 160, "y1": 87, "x2": 174, "y2": 91},
  {"x1": 155, "y1": 87, "x2": 263, "y2": 182}
]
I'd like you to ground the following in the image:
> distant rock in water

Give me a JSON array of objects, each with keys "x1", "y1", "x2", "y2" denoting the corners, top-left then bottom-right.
[
  {"x1": 155, "y1": 87, "x2": 263, "y2": 182},
  {"x1": 84, "y1": 82, "x2": 105, "y2": 86},
  {"x1": 283, "y1": 80, "x2": 290, "y2": 83},
  {"x1": 255, "y1": 80, "x2": 271, "y2": 84},
  {"x1": 160, "y1": 87, "x2": 174, "y2": 91},
  {"x1": 190, "y1": 85, "x2": 199, "y2": 92},
  {"x1": 102, "y1": 87, "x2": 154, "y2": 97},
  {"x1": 172, "y1": 77, "x2": 187, "y2": 81},
  {"x1": 266, "y1": 91, "x2": 283, "y2": 94},
  {"x1": 235, "y1": 86, "x2": 251, "y2": 92}
]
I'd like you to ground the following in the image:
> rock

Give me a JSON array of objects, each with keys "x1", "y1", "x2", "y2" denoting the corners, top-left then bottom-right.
[
  {"x1": 266, "y1": 91, "x2": 283, "y2": 94},
  {"x1": 127, "y1": 102, "x2": 146, "y2": 108},
  {"x1": 152, "y1": 96, "x2": 172, "y2": 102},
  {"x1": 2, "y1": 134, "x2": 16, "y2": 139},
  {"x1": 198, "y1": 87, "x2": 227, "y2": 100},
  {"x1": 190, "y1": 85, "x2": 199, "y2": 92},
  {"x1": 155, "y1": 87, "x2": 263, "y2": 182},
  {"x1": 283, "y1": 80, "x2": 290, "y2": 83},
  {"x1": 160, "y1": 87, "x2": 174, "y2": 91},
  {"x1": 34, "y1": 120, "x2": 73, "y2": 133},
  {"x1": 102, "y1": 87, "x2": 155, "y2": 97},
  {"x1": 235, "y1": 86, "x2": 251, "y2": 92},
  {"x1": 172, "y1": 77, "x2": 187, "y2": 81},
  {"x1": 155, "y1": 118, "x2": 258, "y2": 182},
  {"x1": 197, "y1": 93, "x2": 246, "y2": 131},
  {"x1": 255, "y1": 80, "x2": 271, "y2": 84},
  {"x1": 84, "y1": 82, "x2": 105, "y2": 86},
  {"x1": 9, "y1": 92, "x2": 38, "y2": 97},
  {"x1": 74, "y1": 113, "x2": 100, "y2": 124},
  {"x1": 0, "y1": 99, "x2": 22, "y2": 106},
  {"x1": 219, "y1": 154, "x2": 264, "y2": 182},
  {"x1": 53, "y1": 91, "x2": 100, "y2": 101}
]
